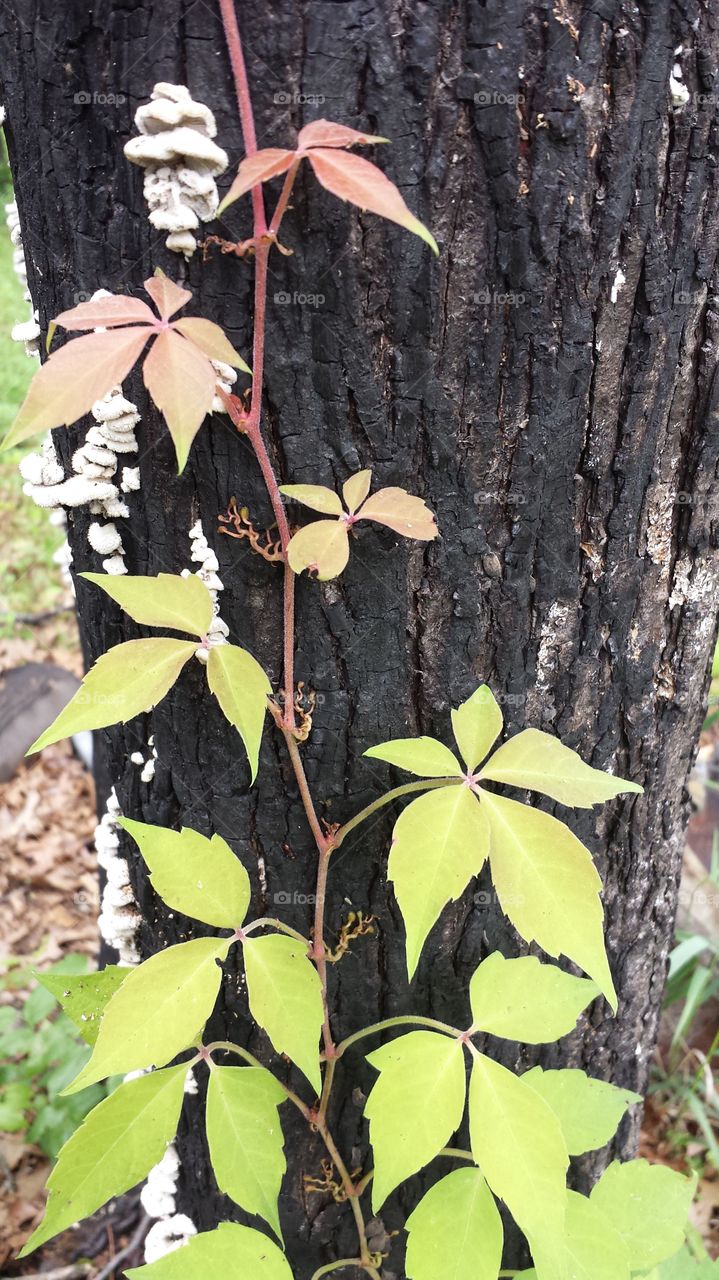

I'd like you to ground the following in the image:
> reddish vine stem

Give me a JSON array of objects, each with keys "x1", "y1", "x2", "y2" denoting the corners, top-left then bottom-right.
[{"x1": 218, "y1": 6, "x2": 364, "y2": 1259}]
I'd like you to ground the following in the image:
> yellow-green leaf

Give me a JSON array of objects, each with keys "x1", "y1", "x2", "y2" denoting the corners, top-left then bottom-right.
[
  {"x1": 206, "y1": 1066, "x2": 287, "y2": 1240},
  {"x1": 286, "y1": 518, "x2": 350, "y2": 579},
  {"x1": 405, "y1": 1167, "x2": 503, "y2": 1280},
  {"x1": 82, "y1": 572, "x2": 213, "y2": 637},
  {"x1": 530, "y1": 1190, "x2": 630, "y2": 1280},
  {"x1": 469, "y1": 954, "x2": 599, "y2": 1044},
  {"x1": 522, "y1": 1068, "x2": 641, "y2": 1155},
  {"x1": 20, "y1": 1064, "x2": 187, "y2": 1256},
  {"x1": 65, "y1": 937, "x2": 230, "y2": 1092},
  {"x1": 364, "y1": 737, "x2": 463, "y2": 777},
  {"x1": 388, "y1": 786, "x2": 489, "y2": 978},
  {"x1": 468, "y1": 1053, "x2": 568, "y2": 1263},
  {"x1": 479, "y1": 789, "x2": 616, "y2": 1008},
  {"x1": 38, "y1": 965, "x2": 127, "y2": 1046},
  {"x1": 480, "y1": 728, "x2": 643, "y2": 808},
  {"x1": 589, "y1": 1159, "x2": 696, "y2": 1271},
  {"x1": 28, "y1": 638, "x2": 196, "y2": 754},
  {"x1": 356, "y1": 486, "x2": 438, "y2": 539},
  {"x1": 119, "y1": 819, "x2": 251, "y2": 929},
  {"x1": 243, "y1": 935, "x2": 323, "y2": 1093},
  {"x1": 343, "y1": 469, "x2": 372, "y2": 513},
  {"x1": 125, "y1": 1222, "x2": 294, "y2": 1279},
  {"x1": 206, "y1": 643, "x2": 272, "y2": 783},
  {"x1": 451, "y1": 685, "x2": 503, "y2": 773},
  {"x1": 365, "y1": 1031, "x2": 466, "y2": 1211},
  {"x1": 279, "y1": 483, "x2": 343, "y2": 515}
]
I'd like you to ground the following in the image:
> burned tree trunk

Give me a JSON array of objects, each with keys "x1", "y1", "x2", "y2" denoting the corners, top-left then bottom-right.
[{"x1": 2, "y1": 0, "x2": 719, "y2": 1272}]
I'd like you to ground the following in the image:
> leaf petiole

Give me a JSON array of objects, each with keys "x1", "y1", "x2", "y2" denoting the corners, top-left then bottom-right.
[
  {"x1": 334, "y1": 777, "x2": 460, "y2": 849},
  {"x1": 336, "y1": 1015, "x2": 463, "y2": 1059}
]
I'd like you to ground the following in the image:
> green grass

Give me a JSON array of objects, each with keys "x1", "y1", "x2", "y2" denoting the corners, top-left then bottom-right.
[{"x1": 0, "y1": 220, "x2": 67, "y2": 636}]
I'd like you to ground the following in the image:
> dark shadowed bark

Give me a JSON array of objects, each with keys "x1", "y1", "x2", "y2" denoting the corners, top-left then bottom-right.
[{"x1": 2, "y1": 0, "x2": 719, "y2": 1273}]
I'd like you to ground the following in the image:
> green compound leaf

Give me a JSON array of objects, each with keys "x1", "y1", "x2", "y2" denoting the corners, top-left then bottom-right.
[
  {"x1": 125, "y1": 1222, "x2": 294, "y2": 1279},
  {"x1": 206, "y1": 1066, "x2": 287, "y2": 1241},
  {"x1": 279, "y1": 483, "x2": 343, "y2": 515},
  {"x1": 530, "y1": 1189, "x2": 630, "y2": 1280},
  {"x1": 451, "y1": 685, "x2": 503, "y2": 773},
  {"x1": 81, "y1": 572, "x2": 213, "y2": 638},
  {"x1": 119, "y1": 819, "x2": 251, "y2": 929},
  {"x1": 365, "y1": 1031, "x2": 466, "y2": 1211},
  {"x1": 243, "y1": 934, "x2": 323, "y2": 1093},
  {"x1": 20, "y1": 1063, "x2": 187, "y2": 1256},
  {"x1": 388, "y1": 786, "x2": 489, "y2": 978},
  {"x1": 28, "y1": 637, "x2": 196, "y2": 754},
  {"x1": 405, "y1": 1167, "x2": 503, "y2": 1280},
  {"x1": 522, "y1": 1067, "x2": 641, "y2": 1154},
  {"x1": 468, "y1": 1052, "x2": 569, "y2": 1263},
  {"x1": 479, "y1": 789, "x2": 616, "y2": 1009},
  {"x1": 37, "y1": 965, "x2": 128, "y2": 1046},
  {"x1": 206, "y1": 642, "x2": 272, "y2": 783},
  {"x1": 589, "y1": 1159, "x2": 696, "y2": 1272},
  {"x1": 647, "y1": 1248, "x2": 719, "y2": 1278},
  {"x1": 468, "y1": 953, "x2": 599, "y2": 1044},
  {"x1": 480, "y1": 727, "x2": 643, "y2": 808},
  {"x1": 65, "y1": 937, "x2": 230, "y2": 1093},
  {"x1": 364, "y1": 737, "x2": 463, "y2": 777}
]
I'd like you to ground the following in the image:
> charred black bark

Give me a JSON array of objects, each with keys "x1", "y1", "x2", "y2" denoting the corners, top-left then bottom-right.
[{"x1": 2, "y1": 1, "x2": 719, "y2": 1273}]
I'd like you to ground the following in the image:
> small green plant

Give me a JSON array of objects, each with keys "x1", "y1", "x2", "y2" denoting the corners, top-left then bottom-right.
[
  {"x1": 3, "y1": 5, "x2": 709, "y2": 1277},
  {"x1": 0, "y1": 954, "x2": 112, "y2": 1159}
]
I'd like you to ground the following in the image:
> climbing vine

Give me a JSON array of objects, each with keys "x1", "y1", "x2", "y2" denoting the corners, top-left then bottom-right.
[{"x1": 3, "y1": 6, "x2": 702, "y2": 1279}]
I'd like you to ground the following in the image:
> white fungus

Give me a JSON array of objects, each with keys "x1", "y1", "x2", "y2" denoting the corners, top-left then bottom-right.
[
  {"x1": 95, "y1": 788, "x2": 141, "y2": 965},
  {"x1": 4, "y1": 198, "x2": 40, "y2": 357},
  {"x1": 184, "y1": 519, "x2": 228, "y2": 663},
  {"x1": 124, "y1": 83, "x2": 228, "y2": 258},
  {"x1": 144, "y1": 1215, "x2": 197, "y2": 1264},
  {"x1": 610, "y1": 268, "x2": 626, "y2": 304}
]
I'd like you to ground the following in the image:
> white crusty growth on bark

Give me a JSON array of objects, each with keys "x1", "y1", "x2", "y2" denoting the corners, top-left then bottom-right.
[
  {"x1": 124, "y1": 83, "x2": 228, "y2": 258},
  {"x1": 4, "y1": 198, "x2": 40, "y2": 356},
  {"x1": 95, "y1": 788, "x2": 141, "y2": 966},
  {"x1": 184, "y1": 518, "x2": 229, "y2": 663}
]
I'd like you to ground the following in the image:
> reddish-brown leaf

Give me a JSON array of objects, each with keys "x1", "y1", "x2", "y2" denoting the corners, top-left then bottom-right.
[
  {"x1": 297, "y1": 120, "x2": 388, "y2": 151},
  {"x1": 286, "y1": 519, "x2": 351, "y2": 580},
  {"x1": 171, "y1": 317, "x2": 251, "y2": 373},
  {"x1": 54, "y1": 295, "x2": 158, "y2": 331},
  {"x1": 2, "y1": 327, "x2": 154, "y2": 450},
  {"x1": 144, "y1": 275, "x2": 192, "y2": 321},
  {"x1": 357, "y1": 488, "x2": 438, "y2": 540},
  {"x1": 142, "y1": 330, "x2": 216, "y2": 473},
  {"x1": 307, "y1": 149, "x2": 438, "y2": 253},
  {"x1": 218, "y1": 148, "x2": 296, "y2": 213}
]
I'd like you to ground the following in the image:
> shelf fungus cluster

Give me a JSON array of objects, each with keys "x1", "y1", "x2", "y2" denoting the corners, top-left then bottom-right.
[
  {"x1": 184, "y1": 518, "x2": 229, "y2": 662},
  {"x1": 19, "y1": 381, "x2": 141, "y2": 576},
  {"x1": 95, "y1": 788, "x2": 140, "y2": 966},
  {"x1": 141, "y1": 1144, "x2": 197, "y2": 1264},
  {"x1": 124, "y1": 83, "x2": 228, "y2": 258},
  {"x1": 4, "y1": 198, "x2": 40, "y2": 356}
]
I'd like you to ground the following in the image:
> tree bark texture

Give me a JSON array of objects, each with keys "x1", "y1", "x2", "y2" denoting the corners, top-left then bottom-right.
[{"x1": 2, "y1": 1, "x2": 719, "y2": 1273}]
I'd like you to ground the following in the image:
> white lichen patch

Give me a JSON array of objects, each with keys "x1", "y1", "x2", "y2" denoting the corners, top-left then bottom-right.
[
  {"x1": 124, "y1": 83, "x2": 228, "y2": 258},
  {"x1": 535, "y1": 601, "x2": 571, "y2": 701},
  {"x1": 610, "y1": 267, "x2": 626, "y2": 305},
  {"x1": 645, "y1": 483, "x2": 675, "y2": 568},
  {"x1": 95, "y1": 788, "x2": 141, "y2": 965}
]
